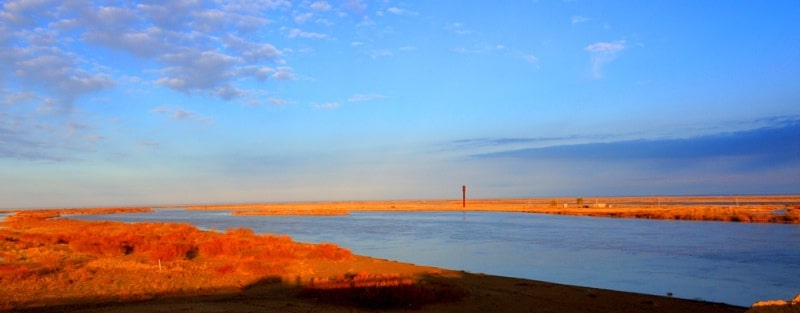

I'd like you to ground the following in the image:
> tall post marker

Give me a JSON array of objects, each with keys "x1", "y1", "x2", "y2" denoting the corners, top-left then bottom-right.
[{"x1": 462, "y1": 185, "x2": 466, "y2": 208}]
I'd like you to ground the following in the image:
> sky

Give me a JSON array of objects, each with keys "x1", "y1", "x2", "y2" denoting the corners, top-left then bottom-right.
[{"x1": 1, "y1": 1, "x2": 799, "y2": 209}]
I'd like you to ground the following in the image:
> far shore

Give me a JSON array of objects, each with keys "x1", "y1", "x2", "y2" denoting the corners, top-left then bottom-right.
[
  {"x1": 173, "y1": 195, "x2": 800, "y2": 224},
  {"x1": 5, "y1": 195, "x2": 799, "y2": 224}
]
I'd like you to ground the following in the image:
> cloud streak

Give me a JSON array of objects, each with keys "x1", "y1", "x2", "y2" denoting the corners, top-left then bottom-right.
[
  {"x1": 151, "y1": 107, "x2": 213, "y2": 124},
  {"x1": 473, "y1": 118, "x2": 800, "y2": 172},
  {"x1": 347, "y1": 93, "x2": 385, "y2": 102},
  {"x1": 585, "y1": 40, "x2": 626, "y2": 79},
  {"x1": 571, "y1": 16, "x2": 590, "y2": 24}
]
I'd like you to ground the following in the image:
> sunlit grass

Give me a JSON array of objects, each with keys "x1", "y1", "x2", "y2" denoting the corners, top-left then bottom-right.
[{"x1": 0, "y1": 210, "x2": 353, "y2": 310}]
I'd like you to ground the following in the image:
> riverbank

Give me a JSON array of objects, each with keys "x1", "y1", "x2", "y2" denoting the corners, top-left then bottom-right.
[
  {"x1": 179, "y1": 195, "x2": 800, "y2": 224},
  {"x1": 0, "y1": 210, "x2": 750, "y2": 312}
]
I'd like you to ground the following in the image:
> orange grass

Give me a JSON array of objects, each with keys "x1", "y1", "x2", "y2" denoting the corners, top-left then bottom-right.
[
  {"x1": 179, "y1": 195, "x2": 800, "y2": 224},
  {"x1": 0, "y1": 210, "x2": 353, "y2": 310}
]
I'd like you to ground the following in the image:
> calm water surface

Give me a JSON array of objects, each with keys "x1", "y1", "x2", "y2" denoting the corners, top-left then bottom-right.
[{"x1": 71, "y1": 210, "x2": 800, "y2": 306}]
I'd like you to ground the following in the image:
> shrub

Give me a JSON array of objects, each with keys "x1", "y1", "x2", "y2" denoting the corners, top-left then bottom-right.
[{"x1": 308, "y1": 243, "x2": 353, "y2": 260}]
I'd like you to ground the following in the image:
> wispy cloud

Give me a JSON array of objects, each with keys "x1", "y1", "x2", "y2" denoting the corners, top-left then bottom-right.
[
  {"x1": 585, "y1": 40, "x2": 626, "y2": 79},
  {"x1": 294, "y1": 12, "x2": 313, "y2": 24},
  {"x1": 460, "y1": 118, "x2": 800, "y2": 195},
  {"x1": 473, "y1": 118, "x2": 800, "y2": 167},
  {"x1": 0, "y1": 111, "x2": 102, "y2": 161},
  {"x1": 368, "y1": 49, "x2": 393, "y2": 58},
  {"x1": 268, "y1": 98, "x2": 293, "y2": 106},
  {"x1": 313, "y1": 102, "x2": 340, "y2": 109},
  {"x1": 452, "y1": 43, "x2": 539, "y2": 66},
  {"x1": 451, "y1": 44, "x2": 495, "y2": 54},
  {"x1": 347, "y1": 93, "x2": 385, "y2": 102},
  {"x1": 571, "y1": 16, "x2": 590, "y2": 24},
  {"x1": 310, "y1": 1, "x2": 332, "y2": 11},
  {"x1": 385, "y1": 7, "x2": 418, "y2": 16},
  {"x1": 272, "y1": 67, "x2": 296, "y2": 80},
  {"x1": 2, "y1": 91, "x2": 37, "y2": 106},
  {"x1": 151, "y1": 107, "x2": 213, "y2": 124},
  {"x1": 445, "y1": 22, "x2": 472, "y2": 35},
  {"x1": 345, "y1": 0, "x2": 367, "y2": 13},
  {"x1": 288, "y1": 28, "x2": 328, "y2": 39}
]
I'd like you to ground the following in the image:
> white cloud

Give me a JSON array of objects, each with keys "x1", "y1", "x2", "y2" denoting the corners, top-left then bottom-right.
[
  {"x1": 523, "y1": 54, "x2": 539, "y2": 63},
  {"x1": 0, "y1": 0, "x2": 56, "y2": 27},
  {"x1": 288, "y1": 28, "x2": 328, "y2": 39},
  {"x1": 237, "y1": 66, "x2": 274, "y2": 81},
  {"x1": 445, "y1": 22, "x2": 472, "y2": 35},
  {"x1": 348, "y1": 93, "x2": 385, "y2": 102},
  {"x1": 356, "y1": 16, "x2": 375, "y2": 27},
  {"x1": 451, "y1": 44, "x2": 494, "y2": 54},
  {"x1": 315, "y1": 18, "x2": 333, "y2": 26},
  {"x1": 369, "y1": 49, "x2": 393, "y2": 58},
  {"x1": 345, "y1": 0, "x2": 367, "y2": 13},
  {"x1": 1, "y1": 1, "x2": 296, "y2": 107},
  {"x1": 155, "y1": 50, "x2": 239, "y2": 95},
  {"x1": 0, "y1": 107, "x2": 106, "y2": 161},
  {"x1": 386, "y1": 7, "x2": 417, "y2": 16},
  {"x1": 223, "y1": 35, "x2": 282, "y2": 62},
  {"x1": 310, "y1": 1, "x2": 331, "y2": 12},
  {"x1": 313, "y1": 102, "x2": 340, "y2": 109},
  {"x1": 268, "y1": 98, "x2": 292, "y2": 105},
  {"x1": 585, "y1": 40, "x2": 626, "y2": 79},
  {"x1": 294, "y1": 12, "x2": 313, "y2": 24},
  {"x1": 150, "y1": 106, "x2": 213, "y2": 124},
  {"x1": 10, "y1": 47, "x2": 115, "y2": 112},
  {"x1": 272, "y1": 67, "x2": 296, "y2": 80},
  {"x1": 215, "y1": 85, "x2": 244, "y2": 100},
  {"x1": 586, "y1": 41, "x2": 626, "y2": 54},
  {"x1": 571, "y1": 16, "x2": 590, "y2": 24},
  {"x1": 2, "y1": 91, "x2": 37, "y2": 105}
]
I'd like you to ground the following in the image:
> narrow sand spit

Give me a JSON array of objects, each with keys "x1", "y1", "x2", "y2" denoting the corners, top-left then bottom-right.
[{"x1": 182, "y1": 195, "x2": 800, "y2": 224}]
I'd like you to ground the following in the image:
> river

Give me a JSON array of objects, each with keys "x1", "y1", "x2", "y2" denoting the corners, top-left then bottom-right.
[{"x1": 70, "y1": 209, "x2": 800, "y2": 306}]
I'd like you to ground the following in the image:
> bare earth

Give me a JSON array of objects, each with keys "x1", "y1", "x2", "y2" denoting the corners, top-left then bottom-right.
[{"x1": 2, "y1": 195, "x2": 799, "y2": 313}]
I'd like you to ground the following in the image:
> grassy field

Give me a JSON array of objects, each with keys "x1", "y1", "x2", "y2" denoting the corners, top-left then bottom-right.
[{"x1": 179, "y1": 195, "x2": 800, "y2": 223}]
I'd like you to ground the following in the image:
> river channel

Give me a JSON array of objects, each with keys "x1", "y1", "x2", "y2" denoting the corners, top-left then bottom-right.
[{"x1": 70, "y1": 209, "x2": 800, "y2": 306}]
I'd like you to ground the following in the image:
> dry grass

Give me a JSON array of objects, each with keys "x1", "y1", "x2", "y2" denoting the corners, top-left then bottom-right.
[
  {"x1": 299, "y1": 273, "x2": 467, "y2": 309},
  {"x1": 0, "y1": 210, "x2": 353, "y2": 310},
  {"x1": 178, "y1": 195, "x2": 800, "y2": 224}
]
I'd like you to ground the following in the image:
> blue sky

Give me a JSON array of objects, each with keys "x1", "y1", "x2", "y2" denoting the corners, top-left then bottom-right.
[{"x1": 1, "y1": 1, "x2": 799, "y2": 208}]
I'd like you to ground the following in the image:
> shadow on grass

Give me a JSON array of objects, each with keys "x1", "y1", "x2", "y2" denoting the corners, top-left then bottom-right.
[
  {"x1": 297, "y1": 273, "x2": 468, "y2": 310},
  {"x1": 1, "y1": 273, "x2": 469, "y2": 313}
]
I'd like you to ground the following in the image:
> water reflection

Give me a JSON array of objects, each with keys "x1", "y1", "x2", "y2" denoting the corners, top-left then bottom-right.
[{"x1": 71, "y1": 210, "x2": 800, "y2": 306}]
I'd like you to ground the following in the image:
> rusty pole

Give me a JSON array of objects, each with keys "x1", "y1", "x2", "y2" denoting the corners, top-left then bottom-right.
[{"x1": 462, "y1": 185, "x2": 466, "y2": 208}]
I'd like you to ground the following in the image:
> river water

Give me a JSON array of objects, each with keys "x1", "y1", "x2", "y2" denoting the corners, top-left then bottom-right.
[{"x1": 70, "y1": 210, "x2": 800, "y2": 306}]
